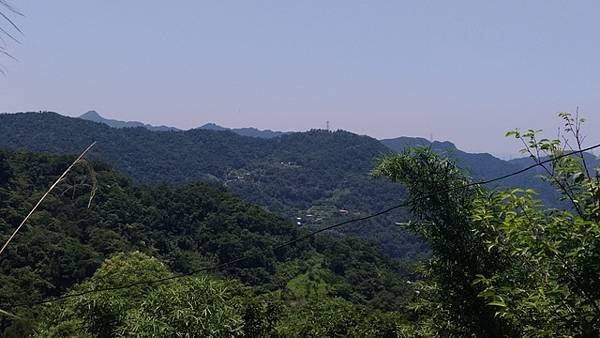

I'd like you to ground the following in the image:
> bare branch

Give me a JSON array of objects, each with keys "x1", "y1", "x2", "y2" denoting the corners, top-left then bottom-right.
[{"x1": 0, "y1": 0, "x2": 22, "y2": 69}]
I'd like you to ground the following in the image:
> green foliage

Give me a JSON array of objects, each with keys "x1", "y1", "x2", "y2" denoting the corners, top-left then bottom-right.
[
  {"x1": 276, "y1": 298, "x2": 362, "y2": 337},
  {"x1": 36, "y1": 252, "x2": 172, "y2": 337},
  {"x1": 120, "y1": 278, "x2": 247, "y2": 337},
  {"x1": 285, "y1": 261, "x2": 338, "y2": 302},
  {"x1": 34, "y1": 252, "x2": 410, "y2": 338},
  {"x1": 0, "y1": 112, "x2": 428, "y2": 260},
  {"x1": 1, "y1": 112, "x2": 594, "y2": 263},
  {"x1": 277, "y1": 298, "x2": 411, "y2": 338},
  {"x1": 470, "y1": 113, "x2": 600, "y2": 336},
  {"x1": 375, "y1": 113, "x2": 600, "y2": 337},
  {"x1": 380, "y1": 136, "x2": 576, "y2": 209},
  {"x1": 373, "y1": 147, "x2": 514, "y2": 337},
  {"x1": 35, "y1": 252, "x2": 275, "y2": 338},
  {"x1": 0, "y1": 151, "x2": 11, "y2": 186},
  {"x1": 0, "y1": 149, "x2": 412, "y2": 335}
]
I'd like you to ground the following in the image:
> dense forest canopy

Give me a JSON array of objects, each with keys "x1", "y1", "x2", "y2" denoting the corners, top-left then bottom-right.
[{"x1": 0, "y1": 149, "x2": 414, "y2": 336}]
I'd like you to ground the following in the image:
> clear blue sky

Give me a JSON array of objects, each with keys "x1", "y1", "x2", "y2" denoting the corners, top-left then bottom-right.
[{"x1": 1, "y1": 1, "x2": 599, "y2": 157}]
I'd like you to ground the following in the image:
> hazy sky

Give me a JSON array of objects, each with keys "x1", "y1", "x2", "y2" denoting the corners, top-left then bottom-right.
[{"x1": 1, "y1": 1, "x2": 599, "y2": 157}]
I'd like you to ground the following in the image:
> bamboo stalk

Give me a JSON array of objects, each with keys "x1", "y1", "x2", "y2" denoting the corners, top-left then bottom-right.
[{"x1": 0, "y1": 142, "x2": 96, "y2": 257}]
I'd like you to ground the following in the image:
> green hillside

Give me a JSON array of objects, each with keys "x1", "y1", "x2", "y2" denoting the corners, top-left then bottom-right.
[
  {"x1": 0, "y1": 112, "x2": 425, "y2": 259},
  {"x1": 0, "y1": 149, "x2": 413, "y2": 335},
  {"x1": 0, "y1": 112, "x2": 566, "y2": 260}
]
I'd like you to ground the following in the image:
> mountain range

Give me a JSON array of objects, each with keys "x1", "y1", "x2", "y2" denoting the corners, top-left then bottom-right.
[
  {"x1": 83, "y1": 112, "x2": 599, "y2": 172},
  {"x1": 197, "y1": 122, "x2": 290, "y2": 139},
  {"x1": 80, "y1": 110, "x2": 289, "y2": 139},
  {"x1": 1, "y1": 111, "x2": 595, "y2": 260},
  {"x1": 80, "y1": 110, "x2": 180, "y2": 132}
]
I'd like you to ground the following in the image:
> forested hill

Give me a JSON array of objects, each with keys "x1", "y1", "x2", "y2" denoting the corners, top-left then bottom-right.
[
  {"x1": 1, "y1": 112, "x2": 388, "y2": 182},
  {"x1": 382, "y1": 137, "x2": 597, "y2": 181},
  {"x1": 0, "y1": 112, "x2": 561, "y2": 259},
  {"x1": 0, "y1": 112, "x2": 426, "y2": 260},
  {"x1": 381, "y1": 136, "x2": 562, "y2": 203},
  {"x1": 381, "y1": 137, "x2": 514, "y2": 179},
  {"x1": 79, "y1": 110, "x2": 288, "y2": 138},
  {"x1": 0, "y1": 149, "x2": 413, "y2": 335},
  {"x1": 382, "y1": 136, "x2": 533, "y2": 179},
  {"x1": 508, "y1": 152, "x2": 600, "y2": 173},
  {"x1": 197, "y1": 122, "x2": 290, "y2": 139}
]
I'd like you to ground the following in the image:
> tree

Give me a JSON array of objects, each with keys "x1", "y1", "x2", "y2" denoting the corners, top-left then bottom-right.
[
  {"x1": 276, "y1": 298, "x2": 411, "y2": 338},
  {"x1": 35, "y1": 252, "x2": 282, "y2": 338},
  {"x1": 0, "y1": 150, "x2": 11, "y2": 185},
  {"x1": 373, "y1": 112, "x2": 600, "y2": 337},
  {"x1": 36, "y1": 251, "x2": 173, "y2": 338},
  {"x1": 373, "y1": 147, "x2": 514, "y2": 337},
  {"x1": 472, "y1": 112, "x2": 600, "y2": 336}
]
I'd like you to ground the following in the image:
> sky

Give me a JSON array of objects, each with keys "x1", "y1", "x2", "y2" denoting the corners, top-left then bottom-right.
[{"x1": 1, "y1": 1, "x2": 599, "y2": 158}]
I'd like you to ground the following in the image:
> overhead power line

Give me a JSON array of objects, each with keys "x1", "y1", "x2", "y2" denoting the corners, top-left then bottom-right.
[{"x1": 8, "y1": 142, "x2": 600, "y2": 308}]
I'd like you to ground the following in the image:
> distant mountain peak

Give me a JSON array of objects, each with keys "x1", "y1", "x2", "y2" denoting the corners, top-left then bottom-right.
[
  {"x1": 78, "y1": 112, "x2": 289, "y2": 139},
  {"x1": 198, "y1": 123, "x2": 228, "y2": 131},
  {"x1": 80, "y1": 110, "x2": 102, "y2": 119},
  {"x1": 198, "y1": 122, "x2": 290, "y2": 139},
  {"x1": 78, "y1": 111, "x2": 179, "y2": 132}
]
